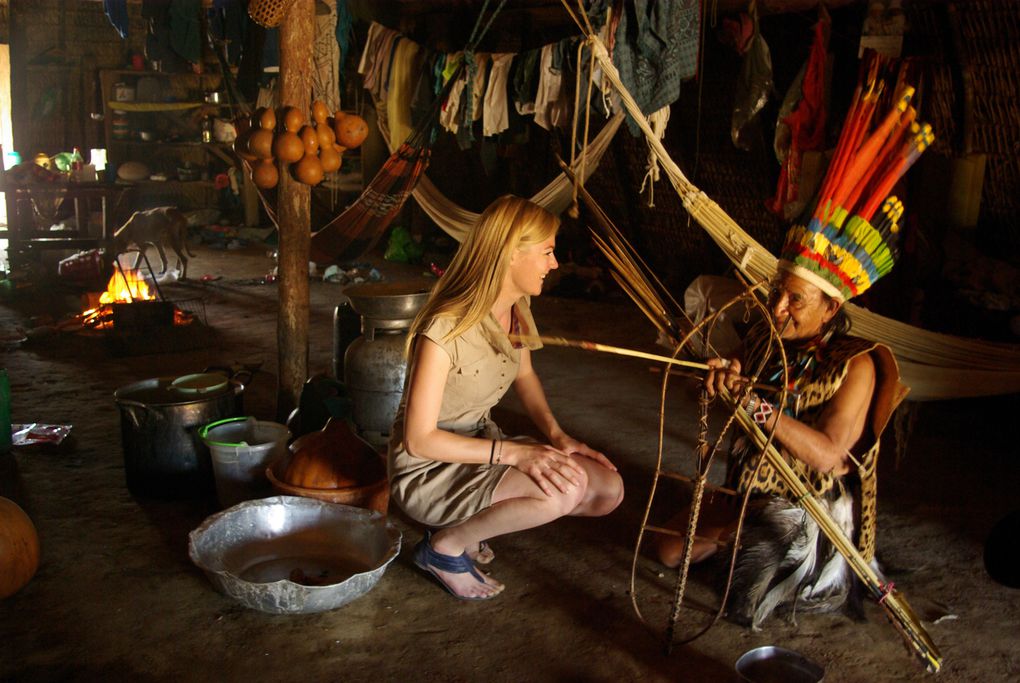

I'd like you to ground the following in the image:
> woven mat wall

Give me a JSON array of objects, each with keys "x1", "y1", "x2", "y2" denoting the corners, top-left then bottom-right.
[{"x1": 909, "y1": 0, "x2": 1020, "y2": 255}]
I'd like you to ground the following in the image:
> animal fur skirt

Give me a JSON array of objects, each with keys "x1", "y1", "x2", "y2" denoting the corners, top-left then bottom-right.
[{"x1": 722, "y1": 487, "x2": 880, "y2": 629}]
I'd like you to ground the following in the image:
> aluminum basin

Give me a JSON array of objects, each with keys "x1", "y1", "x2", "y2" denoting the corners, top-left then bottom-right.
[{"x1": 188, "y1": 496, "x2": 401, "y2": 614}]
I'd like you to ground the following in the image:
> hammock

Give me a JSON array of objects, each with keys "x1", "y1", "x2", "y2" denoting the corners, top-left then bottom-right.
[
  {"x1": 375, "y1": 107, "x2": 624, "y2": 243},
  {"x1": 307, "y1": 62, "x2": 460, "y2": 263},
  {"x1": 573, "y1": 32, "x2": 1020, "y2": 401}
]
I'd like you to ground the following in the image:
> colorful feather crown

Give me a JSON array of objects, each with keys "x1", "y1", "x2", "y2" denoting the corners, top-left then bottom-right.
[{"x1": 780, "y1": 54, "x2": 933, "y2": 302}]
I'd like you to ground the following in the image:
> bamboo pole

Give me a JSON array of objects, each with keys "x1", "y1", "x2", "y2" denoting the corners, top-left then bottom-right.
[{"x1": 276, "y1": 0, "x2": 314, "y2": 422}]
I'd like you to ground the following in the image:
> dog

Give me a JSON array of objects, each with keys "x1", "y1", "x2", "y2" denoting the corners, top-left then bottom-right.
[{"x1": 112, "y1": 207, "x2": 196, "y2": 280}]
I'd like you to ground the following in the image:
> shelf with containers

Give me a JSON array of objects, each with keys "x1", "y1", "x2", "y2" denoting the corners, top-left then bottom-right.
[{"x1": 99, "y1": 68, "x2": 241, "y2": 210}]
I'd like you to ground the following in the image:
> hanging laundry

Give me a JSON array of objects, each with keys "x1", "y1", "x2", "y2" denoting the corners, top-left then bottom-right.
[
  {"x1": 768, "y1": 11, "x2": 831, "y2": 219},
  {"x1": 103, "y1": 0, "x2": 130, "y2": 39},
  {"x1": 534, "y1": 44, "x2": 565, "y2": 131},
  {"x1": 312, "y1": 0, "x2": 341, "y2": 112},
  {"x1": 592, "y1": 0, "x2": 700, "y2": 135},
  {"x1": 513, "y1": 48, "x2": 541, "y2": 115},
  {"x1": 439, "y1": 73, "x2": 468, "y2": 134},
  {"x1": 470, "y1": 53, "x2": 489, "y2": 122},
  {"x1": 387, "y1": 39, "x2": 424, "y2": 147},
  {"x1": 484, "y1": 54, "x2": 515, "y2": 137}
]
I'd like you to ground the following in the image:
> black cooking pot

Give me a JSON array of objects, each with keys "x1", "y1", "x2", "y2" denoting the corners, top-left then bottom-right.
[{"x1": 114, "y1": 375, "x2": 245, "y2": 499}]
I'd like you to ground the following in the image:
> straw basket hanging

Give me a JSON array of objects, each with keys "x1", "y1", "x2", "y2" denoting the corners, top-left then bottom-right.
[{"x1": 248, "y1": 0, "x2": 299, "y2": 28}]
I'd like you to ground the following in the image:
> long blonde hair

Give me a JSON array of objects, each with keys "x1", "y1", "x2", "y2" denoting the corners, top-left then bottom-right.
[{"x1": 407, "y1": 195, "x2": 559, "y2": 353}]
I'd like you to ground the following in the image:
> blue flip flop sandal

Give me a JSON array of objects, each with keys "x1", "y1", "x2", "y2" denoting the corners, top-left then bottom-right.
[{"x1": 412, "y1": 532, "x2": 499, "y2": 601}]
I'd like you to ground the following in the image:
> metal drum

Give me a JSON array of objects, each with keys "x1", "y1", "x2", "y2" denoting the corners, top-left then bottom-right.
[{"x1": 334, "y1": 280, "x2": 432, "y2": 446}]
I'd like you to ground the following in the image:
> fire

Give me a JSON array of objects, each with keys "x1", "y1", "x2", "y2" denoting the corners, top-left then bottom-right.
[
  {"x1": 99, "y1": 269, "x2": 156, "y2": 304},
  {"x1": 81, "y1": 269, "x2": 193, "y2": 330}
]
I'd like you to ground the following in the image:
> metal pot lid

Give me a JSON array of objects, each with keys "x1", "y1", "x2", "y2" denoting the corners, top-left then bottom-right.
[
  {"x1": 115, "y1": 376, "x2": 235, "y2": 406},
  {"x1": 342, "y1": 279, "x2": 433, "y2": 321}
]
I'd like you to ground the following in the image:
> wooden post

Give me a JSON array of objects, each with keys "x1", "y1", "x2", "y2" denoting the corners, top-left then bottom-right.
[{"x1": 276, "y1": 0, "x2": 314, "y2": 421}]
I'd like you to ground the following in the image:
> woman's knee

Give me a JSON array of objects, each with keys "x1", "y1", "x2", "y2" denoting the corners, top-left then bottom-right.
[{"x1": 592, "y1": 470, "x2": 624, "y2": 516}]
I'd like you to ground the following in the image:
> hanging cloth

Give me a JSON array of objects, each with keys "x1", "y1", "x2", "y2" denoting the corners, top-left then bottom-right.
[
  {"x1": 309, "y1": 0, "x2": 510, "y2": 262},
  {"x1": 103, "y1": 0, "x2": 130, "y2": 39},
  {"x1": 767, "y1": 10, "x2": 830, "y2": 218},
  {"x1": 312, "y1": 0, "x2": 342, "y2": 112}
]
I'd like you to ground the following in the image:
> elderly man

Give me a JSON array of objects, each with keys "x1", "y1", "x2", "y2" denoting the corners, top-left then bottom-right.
[{"x1": 656, "y1": 257, "x2": 907, "y2": 628}]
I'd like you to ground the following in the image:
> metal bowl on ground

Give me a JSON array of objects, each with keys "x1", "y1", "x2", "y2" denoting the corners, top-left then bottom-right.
[
  {"x1": 735, "y1": 646, "x2": 824, "y2": 683},
  {"x1": 188, "y1": 496, "x2": 401, "y2": 614}
]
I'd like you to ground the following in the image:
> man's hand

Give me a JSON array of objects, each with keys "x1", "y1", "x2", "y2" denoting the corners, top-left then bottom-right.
[{"x1": 705, "y1": 357, "x2": 749, "y2": 399}]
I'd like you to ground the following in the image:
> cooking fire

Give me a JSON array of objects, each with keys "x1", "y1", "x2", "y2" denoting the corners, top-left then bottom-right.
[{"x1": 81, "y1": 269, "x2": 194, "y2": 330}]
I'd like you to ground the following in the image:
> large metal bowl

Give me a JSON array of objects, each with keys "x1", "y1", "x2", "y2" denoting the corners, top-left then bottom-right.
[
  {"x1": 188, "y1": 496, "x2": 401, "y2": 614},
  {"x1": 341, "y1": 279, "x2": 433, "y2": 322}
]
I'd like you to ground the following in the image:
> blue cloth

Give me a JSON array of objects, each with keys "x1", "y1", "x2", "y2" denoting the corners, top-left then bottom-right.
[
  {"x1": 104, "y1": 0, "x2": 130, "y2": 39},
  {"x1": 598, "y1": 0, "x2": 701, "y2": 135}
]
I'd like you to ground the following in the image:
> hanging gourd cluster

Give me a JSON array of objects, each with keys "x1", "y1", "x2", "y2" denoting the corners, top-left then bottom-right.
[{"x1": 234, "y1": 101, "x2": 370, "y2": 190}]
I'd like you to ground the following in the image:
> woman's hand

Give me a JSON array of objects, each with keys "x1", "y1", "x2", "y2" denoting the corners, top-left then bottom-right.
[
  {"x1": 551, "y1": 433, "x2": 617, "y2": 472},
  {"x1": 705, "y1": 357, "x2": 748, "y2": 399},
  {"x1": 504, "y1": 441, "x2": 586, "y2": 496}
]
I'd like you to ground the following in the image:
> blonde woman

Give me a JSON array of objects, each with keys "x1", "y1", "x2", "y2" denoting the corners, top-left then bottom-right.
[{"x1": 388, "y1": 195, "x2": 624, "y2": 600}]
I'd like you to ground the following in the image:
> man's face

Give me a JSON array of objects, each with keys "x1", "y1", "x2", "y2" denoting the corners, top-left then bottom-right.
[{"x1": 767, "y1": 272, "x2": 840, "y2": 341}]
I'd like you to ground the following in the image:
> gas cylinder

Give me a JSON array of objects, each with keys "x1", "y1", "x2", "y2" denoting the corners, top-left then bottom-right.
[{"x1": 334, "y1": 280, "x2": 432, "y2": 447}]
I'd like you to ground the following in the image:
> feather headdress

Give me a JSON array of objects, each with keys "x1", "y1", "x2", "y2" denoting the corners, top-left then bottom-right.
[{"x1": 781, "y1": 53, "x2": 934, "y2": 302}]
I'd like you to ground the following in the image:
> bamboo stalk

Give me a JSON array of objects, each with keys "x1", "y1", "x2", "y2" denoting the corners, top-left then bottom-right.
[{"x1": 511, "y1": 334, "x2": 712, "y2": 371}]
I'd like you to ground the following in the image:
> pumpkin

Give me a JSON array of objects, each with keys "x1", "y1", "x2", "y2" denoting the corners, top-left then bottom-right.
[
  {"x1": 335, "y1": 114, "x2": 368, "y2": 149},
  {"x1": 252, "y1": 159, "x2": 279, "y2": 189},
  {"x1": 283, "y1": 419, "x2": 366, "y2": 489},
  {"x1": 0, "y1": 497, "x2": 40, "y2": 599},
  {"x1": 318, "y1": 145, "x2": 341, "y2": 173},
  {"x1": 272, "y1": 130, "x2": 304, "y2": 164},
  {"x1": 293, "y1": 153, "x2": 324, "y2": 186}
]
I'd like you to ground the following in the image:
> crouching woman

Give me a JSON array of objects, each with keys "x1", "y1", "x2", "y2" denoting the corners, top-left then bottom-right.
[{"x1": 388, "y1": 195, "x2": 624, "y2": 600}]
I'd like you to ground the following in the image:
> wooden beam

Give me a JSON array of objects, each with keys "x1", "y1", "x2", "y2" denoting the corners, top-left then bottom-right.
[{"x1": 276, "y1": 0, "x2": 314, "y2": 422}]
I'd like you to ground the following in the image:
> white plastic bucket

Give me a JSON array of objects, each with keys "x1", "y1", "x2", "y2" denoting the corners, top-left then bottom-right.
[{"x1": 200, "y1": 417, "x2": 290, "y2": 508}]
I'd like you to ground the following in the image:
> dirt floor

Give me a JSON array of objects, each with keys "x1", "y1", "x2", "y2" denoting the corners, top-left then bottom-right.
[{"x1": 1, "y1": 242, "x2": 1018, "y2": 682}]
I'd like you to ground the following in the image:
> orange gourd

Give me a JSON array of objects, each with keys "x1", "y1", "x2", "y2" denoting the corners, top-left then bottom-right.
[
  {"x1": 272, "y1": 130, "x2": 304, "y2": 163},
  {"x1": 293, "y1": 153, "x2": 324, "y2": 186},
  {"x1": 281, "y1": 106, "x2": 305, "y2": 133},
  {"x1": 318, "y1": 145, "x2": 341, "y2": 173},
  {"x1": 247, "y1": 128, "x2": 275, "y2": 160},
  {"x1": 335, "y1": 114, "x2": 368, "y2": 149},
  {"x1": 0, "y1": 497, "x2": 40, "y2": 599},
  {"x1": 257, "y1": 106, "x2": 277, "y2": 131},
  {"x1": 299, "y1": 125, "x2": 319, "y2": 154},
  {"x1": 315, "y1": 122, "x2": 335, "y2": 149},
  {"x1": 311, "y1": 100, "x2": 329, "y2": 124},
  {"x1": 252, "y1": 159, "x2": 279, "y2": 189}
]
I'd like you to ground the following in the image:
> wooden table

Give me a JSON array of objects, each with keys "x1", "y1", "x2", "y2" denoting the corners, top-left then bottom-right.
[{"x1": 1, "y1": 181, "x2": 133, "y2": 265}]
